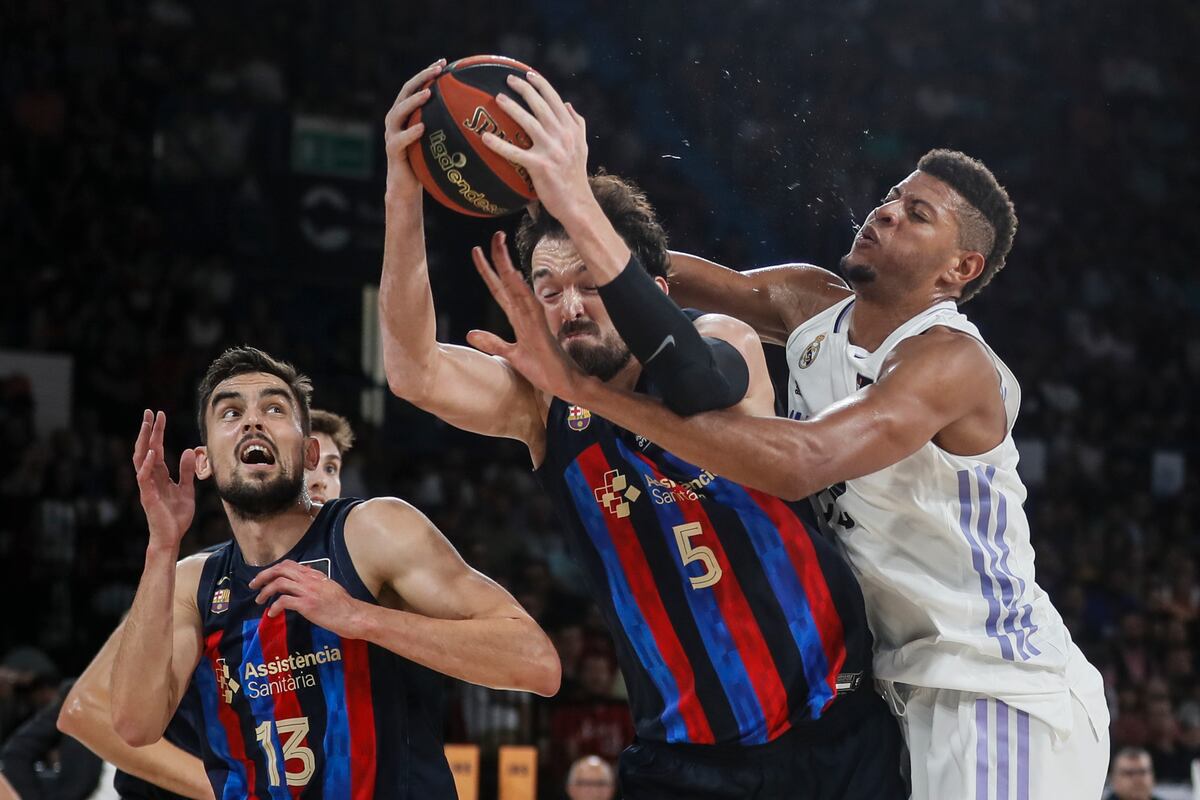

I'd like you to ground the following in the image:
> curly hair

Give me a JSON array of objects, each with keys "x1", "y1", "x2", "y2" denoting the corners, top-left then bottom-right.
[
  {"x1": 514, "y1": 172, "x2": 670, "y2": 280},
  {"x1": 917, "y1": 149, "x2": 1018, "y2": 303}
]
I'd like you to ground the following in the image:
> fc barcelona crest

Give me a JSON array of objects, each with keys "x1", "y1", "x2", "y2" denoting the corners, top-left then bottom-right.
[
  {"x1": 799, "y1": 334, "x2": 826, "y2": 369},
  {"x1": 567, "y1": 405, "x2": 592, "y2": 432},
  {"x1": 210, "y1": 576, "x2": 231, "y2": 615}
]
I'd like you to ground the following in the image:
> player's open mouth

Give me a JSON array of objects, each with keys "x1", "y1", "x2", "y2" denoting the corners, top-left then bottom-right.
[{"x1": 238, "y1": 441, "x2": 277, "y2": 466}]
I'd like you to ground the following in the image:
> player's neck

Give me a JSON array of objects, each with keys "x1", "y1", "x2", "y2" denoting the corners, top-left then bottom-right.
[
  {"x1": 225, "y1": 499, "x2": 318, "y2": 567},
  {"x1": 847, "y1": 291, "x2": 951, "y2": 352}
]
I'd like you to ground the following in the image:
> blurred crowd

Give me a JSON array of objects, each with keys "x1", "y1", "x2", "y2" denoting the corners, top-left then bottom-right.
[{"x1": 1, "y1": 0, "x2": 1197, "y2": 796}]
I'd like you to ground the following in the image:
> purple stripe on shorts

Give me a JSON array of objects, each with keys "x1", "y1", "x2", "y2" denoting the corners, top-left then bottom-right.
[
  {"x1": 996, "y1": 700, "x2": 1010, "y2": 800},
  {"x1": 958, "y1": 470, "x2": 1014, "y2": 660},
  {"x1": 976, "y1": 699, "x2": 990, "y2": 800},
  {"x1": 1017, "y1": 710, "x2": 1030, "y2": 800}
]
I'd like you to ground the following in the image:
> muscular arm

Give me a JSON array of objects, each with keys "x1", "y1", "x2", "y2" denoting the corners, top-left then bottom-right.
[
  {"x1": 110, "y1": 554, "x2": 206, "y2": 748},
  {"x1": 253, "y1": 500, "x2": 561, "y2": 698},
  {"x1": 58, "y1": 621, "x2": 213, "y2": 800},
  {"x1": 667, "y1": 252, "x2": 852, "y2": 345},
  {"x1": 378, "y1": 69, "x2": 545, "y2": 457},
  {"x1": 570, "y1": 328, "x2": 1004, "y2": 501}
]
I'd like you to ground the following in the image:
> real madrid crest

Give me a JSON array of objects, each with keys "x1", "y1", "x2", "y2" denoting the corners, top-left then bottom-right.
[
  {"x1": 567, "y1": 405, "x2": 592, "y2": 432},
  {"x1": 799, "y1": 334, "x2": 825, "y2": 369}
]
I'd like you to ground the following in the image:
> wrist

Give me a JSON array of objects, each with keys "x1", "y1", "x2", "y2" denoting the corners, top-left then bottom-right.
[
  {"x1": 144, "y1": 541, "x2": 180, "y2": 566},
  {"x1": 343, "y1": 600, "x2": 378, "y2": 641}
]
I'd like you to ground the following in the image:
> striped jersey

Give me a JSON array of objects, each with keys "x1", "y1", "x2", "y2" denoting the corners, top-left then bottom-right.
[
  {"x1": 191, "y1": 499, "x2": 455, "y2": 799},
  {"x1": 537, "y1": 388, "x2": 875, "y2": 748},
  {"x1": 785, "y1": 297, "x2": 1108, "y2": 735}
]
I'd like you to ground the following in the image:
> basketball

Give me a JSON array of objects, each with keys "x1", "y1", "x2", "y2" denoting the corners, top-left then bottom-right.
[{"x1": 407, "y1": 55, "x2": 537, "y2": 217}]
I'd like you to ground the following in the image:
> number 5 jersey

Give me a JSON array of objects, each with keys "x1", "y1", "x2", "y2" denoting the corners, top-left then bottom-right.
[
  {"x1": 538, "y1": 385, "x2": 877, "y2": 750},
  {"x1": 192, "y1": 498, "x2": 456, "y2": 799}
]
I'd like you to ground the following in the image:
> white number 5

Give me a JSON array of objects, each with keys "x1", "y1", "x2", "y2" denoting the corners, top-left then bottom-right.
[{"x1": 672, "y1": 522, "x2": 723, "y2": 589}]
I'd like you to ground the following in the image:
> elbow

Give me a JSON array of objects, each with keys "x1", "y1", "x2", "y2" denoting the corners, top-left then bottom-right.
[
  {"x1": 523, "y1": 631, "x2": 563, "y2": 698},
  {"x1": 110, "y1": 708, "x2": 160, "y2": 748},
  {"x1": 531, "y1": 653, "x2": 562, "y2": 698},
  {"x1": 56, "y1": 692, "x2": 89, "y2": 738}
]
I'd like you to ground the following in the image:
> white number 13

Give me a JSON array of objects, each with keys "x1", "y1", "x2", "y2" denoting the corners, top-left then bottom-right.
[
  {"x1": 255, "y1": 716, "x2": 315, "y2": 787},
  {"x1": 672, "y1": 522, "x2": 723, "y2": 589}
]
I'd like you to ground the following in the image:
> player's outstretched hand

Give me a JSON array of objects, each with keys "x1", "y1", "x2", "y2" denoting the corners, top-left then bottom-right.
[
  {"x1": 250, "y1": 560, "x2": 363, "y2": 638},
  {"x1": 383, "y1": 58, "x2": 446, "y2": 204},
  {"x1": 132, "y1": 409, "x2": 196, "y2": 550},
  {"x1": 481, "y1": 71, "x2": 592, "y2": 224},
  {"x1": 466, "y1": 231, "x2": 587, "y2": 402}
]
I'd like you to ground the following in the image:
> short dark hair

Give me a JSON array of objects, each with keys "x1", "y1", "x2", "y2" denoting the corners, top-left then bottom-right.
[
  {"x1": 515, "y1": 172, "x2": 670, "y2": 280},
  {"x1": 310, "y1": 409, "x2": 355, "y2": 456},
  {"x1": 195, "y1": 346, "x2": 313, "y2": 443},
  {"x1": 916, "y1": 149, "x2": 1017, "y2": 303}
]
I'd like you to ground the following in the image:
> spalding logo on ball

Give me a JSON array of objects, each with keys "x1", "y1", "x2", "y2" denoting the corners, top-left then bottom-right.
[{"x1": 407, "y1": 55, "x2": 537, "y2": 217}]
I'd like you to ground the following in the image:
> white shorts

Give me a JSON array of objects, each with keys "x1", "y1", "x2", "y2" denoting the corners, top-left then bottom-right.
[{"x1": 883, "y1": 684, "x2": 1109, "y2": 800}]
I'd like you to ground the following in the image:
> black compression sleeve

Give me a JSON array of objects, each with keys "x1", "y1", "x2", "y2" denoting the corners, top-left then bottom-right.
[{"x1": 597, "y1": 255, "x2": 749, "y2": 415}]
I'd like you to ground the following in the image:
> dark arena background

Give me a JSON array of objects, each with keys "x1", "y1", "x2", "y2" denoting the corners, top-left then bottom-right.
[{"x1": 1, "y1": 1, "x2": 1197, "y2": 798}]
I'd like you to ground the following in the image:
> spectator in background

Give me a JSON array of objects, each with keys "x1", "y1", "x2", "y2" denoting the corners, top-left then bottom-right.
[
  {"x1": 0, "y1": 647, "x2": 60, "y2": 743},
  {"x1": 564, "y1": 756, "x2": 616, "y2": 800},
  {"x1": 0, "y1": 681, "x2": 101, "y2": 800},
  {"x1": 1104, "y1": 747, "x2": 1162, "y2": 800},
  {"x1": 549, "y1": 648, "x2": 633, "y2": 791}
]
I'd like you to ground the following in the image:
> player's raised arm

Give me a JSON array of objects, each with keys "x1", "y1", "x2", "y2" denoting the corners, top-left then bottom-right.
[
  {"x1": 110, "y1": 411, "x2": 206, "y2": 747},
  {"x1": 379, "y1": 62, "x2": 546, "y2": 455},
  {"x1": 667, "y1": 252, "x2": 852, "y2": 345},
  {"x1": 59, "y1": 619, "x2": 213, "y2": 800},
  {"x1": 248, "y1": 498, "x2": 561, "y2": 697}
]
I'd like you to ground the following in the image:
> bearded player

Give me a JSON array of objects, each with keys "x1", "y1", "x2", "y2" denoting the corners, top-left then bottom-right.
[
  {"x1": 380, "y1": 62, "x2": 903, "y2": 799},
  {"x1": 469, "y1": 67, "x2": 1109, "y2": 800},
  {"x1": 59, "y1": 409, "x2": 357, "y2": 800},
  {"x1": 108, "y1": 346, "x2": 559, "y2": 799}
]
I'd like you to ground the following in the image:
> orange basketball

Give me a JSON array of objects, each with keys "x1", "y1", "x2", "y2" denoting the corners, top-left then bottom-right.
[{"x1": 406, "y1": 55, "x2": 537, "y2": 217}]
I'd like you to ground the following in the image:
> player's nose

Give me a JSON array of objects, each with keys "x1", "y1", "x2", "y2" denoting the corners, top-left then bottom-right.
[{"x1": 561, "y1": 287, "x2": 586, "y2": 319}]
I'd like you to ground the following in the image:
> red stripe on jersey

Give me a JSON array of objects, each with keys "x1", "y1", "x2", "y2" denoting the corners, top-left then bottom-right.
[
  {"x1": 576, "y1": 445, "x2": 714, "y2": 744},
  {"x1": 340, "y1": 638, "x2": 377, "y2": 800},
  {"x1": 257, "y1": 611, "x2": 308, "y2": 797},
  {"x1": 747, "y1": 489, "x2": 846, "y2": 704},
  {"x1": 636, "y1": 454, "x2": 793, "y2": 739},
  {"x1": 206, "y1": 629, "x2": 259, "y2": 798}
]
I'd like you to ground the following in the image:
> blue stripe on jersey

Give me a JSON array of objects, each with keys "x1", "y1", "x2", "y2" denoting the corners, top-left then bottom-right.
[
  {"x1": 310, "y1": 625, "x2": 352, "y2": 797},
  {"x1": 702, "y1": 475, "x2": 835, "y2": 716},
  {"x1": 615, "y1": 441, "x2": 768, "y2": 744},
  {"x1": 240, "y1": 619, "x2": 290, "y2": 800},
  {"x1": 564, "y1": 459, "x2": 690, "y2": 743},
  {"x1": 192, "y1": 659, "x2": 246, "y2": 800}
]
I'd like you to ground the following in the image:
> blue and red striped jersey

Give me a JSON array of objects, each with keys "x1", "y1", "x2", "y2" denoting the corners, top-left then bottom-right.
[
  {"x1": 191, "y1": 499, "x2": 455, "y2": 799},
  {"x1": 537, "y1": 394, "x2": 875, "y2": 747}
]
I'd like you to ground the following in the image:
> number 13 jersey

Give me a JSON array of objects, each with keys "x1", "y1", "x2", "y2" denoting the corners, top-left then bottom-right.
[
  {"x1": 192, "y1": 498, "x2": 456, "y2": 799},
  {"x1": 538, "y1": 386, "x2": 876, "y2": 749}
]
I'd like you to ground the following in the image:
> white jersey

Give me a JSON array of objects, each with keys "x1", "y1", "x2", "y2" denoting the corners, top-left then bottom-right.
[{"x1": 785, "y1": 296, "x2": 1107, "y2": 737}]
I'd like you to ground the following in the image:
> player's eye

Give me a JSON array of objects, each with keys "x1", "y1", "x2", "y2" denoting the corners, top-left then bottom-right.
[
  {"x1": 325, "y1": 465, "x2": 338, "y2": 475},
  {"x1": 540, "y1": 290, "x2": 561, "y2": 301},
  {"x1": 267, "y1": 404, "x2": 284, "y2": 414},
  {"x1": 221, "y1": 408, "x2": 239, "y2": 419}
]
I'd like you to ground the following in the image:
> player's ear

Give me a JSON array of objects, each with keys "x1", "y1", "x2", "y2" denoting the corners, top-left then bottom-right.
[
  {"x1": 945, "y1": 251, "x2": 985, "y2": 292},
  {"x1": 303, "y1": 436, "x2": 320, "y2": 470},
  {"x1": 194, "y1": 446, "x2": 212, "y2": 480},
  {"x1": 654, "y1": 276, "x2": 669, "y2": 295}
]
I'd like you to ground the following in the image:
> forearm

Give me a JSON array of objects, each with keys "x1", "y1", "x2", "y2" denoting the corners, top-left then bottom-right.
[
  {"x1": 555, "y1": 200, "x2": 631, "y2": 284},
  {"x1": 574, "y1": 376, "x2": 827, "y2": 501},
  {"x1": 379, "y1": 193, "x2": 439, "y2": 398},
  {"x1": 351, "y1": 603, "x2": 559, "y2": 697},
  {"x1": 110, "y1": 545, "x2": 180, "y2": 746},
  {"x1": 60, "y1": 682, "x2": 212, "y2": 799}
]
